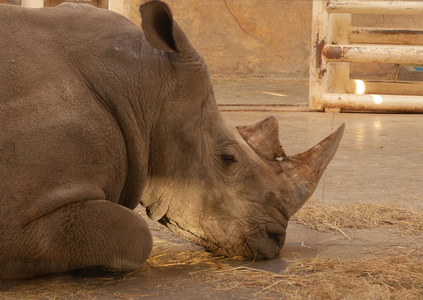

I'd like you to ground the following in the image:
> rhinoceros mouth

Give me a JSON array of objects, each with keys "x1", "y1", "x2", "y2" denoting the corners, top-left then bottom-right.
[{"x1": 159, "y1": 213, "x2": 287, "y2": 259}]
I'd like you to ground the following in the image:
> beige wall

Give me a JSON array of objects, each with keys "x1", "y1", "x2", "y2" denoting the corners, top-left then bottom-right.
[
  {"x1": 131, "y1": 0, "x2": 313, "y2": 78},
  {"x1": 4, "y1": 0, "x2": 423, "y2": 78},
  {"x1": 132, "y1": 1, "x2": 423, "y2": 79}
]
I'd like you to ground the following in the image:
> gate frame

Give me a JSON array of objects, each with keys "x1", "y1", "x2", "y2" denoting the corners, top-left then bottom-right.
[{"x1": 309, "y1": 0, "x2": 423, "y2": 113}]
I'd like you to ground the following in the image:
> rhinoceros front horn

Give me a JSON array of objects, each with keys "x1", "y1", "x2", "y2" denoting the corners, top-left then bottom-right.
[
  {"x1": 280, "y1": 123, "x2": 345, "y2": 218},
  {"x1": 237, "y1": 117, "x2": 345, "y2": 219}
]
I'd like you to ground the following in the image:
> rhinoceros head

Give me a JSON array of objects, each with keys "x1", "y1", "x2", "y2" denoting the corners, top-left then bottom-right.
[{"x1": 139, "y1": 1, "x2": 344, "y2": 259}]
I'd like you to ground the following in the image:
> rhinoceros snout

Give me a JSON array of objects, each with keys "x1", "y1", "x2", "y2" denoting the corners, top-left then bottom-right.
[{"x1": 245, "y1": 226, "x2": 286, "y2": 259}]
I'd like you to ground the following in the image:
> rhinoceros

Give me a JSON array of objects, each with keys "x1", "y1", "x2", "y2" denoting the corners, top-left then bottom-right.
[{"x1": 0, "y1": 0, "x2": 344, "y2": 279}]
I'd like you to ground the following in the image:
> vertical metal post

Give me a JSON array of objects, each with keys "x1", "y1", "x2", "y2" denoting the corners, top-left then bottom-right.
[
  {"x1": 326, "y1": 13, "x2": 351, "y2": 95},
  {"x1": 109, "y1": 0, "x2": 130, "y2": 19},
  {"x1": 21, "y1": 0, "x2": 43, "y2": 8},
  {"x1": 309, "y1": 0, "x2": 423, "y2": 112},
  {"x1": 309, "y1": 0, "x2": 329, "y2": 110}
]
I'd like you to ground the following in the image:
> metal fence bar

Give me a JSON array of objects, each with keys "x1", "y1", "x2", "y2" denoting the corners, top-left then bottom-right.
[
  {"x1": 349, "y1": 27, "x2": 423, "y2": 45},
  {"x1": 326, "y1": 0, "x2": 423, "y2": 15},
  {"x1": 323, "y1": 45, "x2": 423, "y2": 65},
  {"x1": 346, "y1": 80, "x2": 423, "y2": 96},
  {"x1": 108, "y1": 0, "x2": 130, "y2": 19},
  {"x1": 309, "y1": 0, "x2": 331, "y2": 110},
  {"x1": 309, "y1": 0, "x2": 423, "y2": 112},
  {"x1": 321, "y1": 93, "x2": 423, "y2": 112},
  {"x1": 21, "y1": 0, "x2": 43, "y2": 7}
]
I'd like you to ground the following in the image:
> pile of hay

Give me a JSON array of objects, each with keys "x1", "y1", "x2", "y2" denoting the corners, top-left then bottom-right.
[
  {"x1": 0, "y1": 279, "x2": 108, "y2": 299},
  {"x1": 144, "y1": 201, "x2": 423, "y2": 299},
  {"x1": 2, "y1": 201, "x2": 422, "y2": 299},
  {"x1": 204, "y1": 247, "x2": 423, "y2": 299},
  {"x1": 3, "y1": 248, "x2": 421, "y2": 300},
  {"x1": 144, "y1": 243, "x2": 423, "y2": 299},
  {"x1": 145, "y1": 241, "x2": 226, "y2": 269},
  {"x1": 292, "y1": 200, "x2": 423, "y2": 237}
]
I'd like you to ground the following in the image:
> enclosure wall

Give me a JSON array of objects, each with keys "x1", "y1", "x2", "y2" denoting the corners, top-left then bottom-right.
[
  {"x1": 129, "y1": 0, "x2": 423, "y2": 78},
  {"x1": 2, "y1": 0, "x2": 423, "y2": 78}
]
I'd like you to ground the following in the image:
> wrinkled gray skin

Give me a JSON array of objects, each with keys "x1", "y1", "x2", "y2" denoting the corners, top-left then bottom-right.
[{"x1": 0, "y1": 1, "x2": 344, "y2": 279}]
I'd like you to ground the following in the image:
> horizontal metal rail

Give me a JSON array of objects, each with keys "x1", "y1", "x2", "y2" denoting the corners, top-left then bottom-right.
[
  {"x1": 346, "y1": 80, "x2": 423, "y2": 96},
  {"x1": 310, "y1": 0, "x2": 423, "y2": 112},
  {"x1": 320, "y1": 93, "x2": 423, "y2": 112},
  {"x1": 349, "y1": 27, "x2": 423, "y2": 45},
  {"x1": 326, "y1": 0, "x2": 423, "y2": 15},
  {"x1": 322, "y1": 45, "x2": 423, "y2": 64}
]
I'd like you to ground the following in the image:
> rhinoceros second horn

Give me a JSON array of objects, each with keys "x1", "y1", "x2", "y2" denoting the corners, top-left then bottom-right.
[{"x1": 236, "y1": 116, "x2": 287, "y2": 161}]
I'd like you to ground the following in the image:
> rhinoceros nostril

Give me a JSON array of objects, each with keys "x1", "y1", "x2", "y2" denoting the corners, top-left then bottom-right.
[
  {"x1": 246, "y1": 227, "x2": 285, "y2": 259},
  {"x1": 267, "y1": 231, "x2": 286, "y2": 246},
  {"x1": 266, "y1": 232, "x2": 279, "y2": 245},
  {"x1": 249, "y1": 232, "x2": 281, "y2": 259}
]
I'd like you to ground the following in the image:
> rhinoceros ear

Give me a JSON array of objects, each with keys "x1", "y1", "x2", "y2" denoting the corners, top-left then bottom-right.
[
  {"x1": 139, "y1": 1, "x2": 189, "y2": 53},
  {"x1": 236, "y1": 116, "x2": 287, "y2": 161}
]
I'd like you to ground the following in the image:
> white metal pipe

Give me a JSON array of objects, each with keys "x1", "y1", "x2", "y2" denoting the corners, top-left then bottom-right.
[
  {"x1": 108, "y1": 0, "x2": 130, "y2": 19},
  {"x1": 327, "y1": 13, "x2": 351, "y2": 94},
  {"x1": 346, "y1": 80, "x2": 423, "y2": 96},
  {"x1": 323, "y1": 45, "x2": 423, "y2": 65},
  {"x1": 21, "y1": 0, "x2": 43, "y2": 8},
  {"x1": 310, "y1": 1, "x2": 423, "y2": 112},
  {"x1": 309, "y1": 0, "x2": 332, "y2": 110},
  {"x1": 326, "y1": 0, "x2": 423, "y2": 15},
  {"x1": 321, "y1": 93, "x2": 423, "y2": 112},
  {"x1": 349, "y1": 27, "x2": 423, "y2": 45}
]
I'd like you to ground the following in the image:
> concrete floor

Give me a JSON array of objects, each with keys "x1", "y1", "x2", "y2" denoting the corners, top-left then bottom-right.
[
  {"x1": 216, "y1": 77, "x2": 423, "y2": 262},
  {"x1": 215, "y1": 78, "x2": 423, "y2": 211},
  {"x1": 216, "y1": 77, "x2": 423, "y2": 273},
  {"x1": 0, "y1": 78, "x2": 422, "y2": 299}
]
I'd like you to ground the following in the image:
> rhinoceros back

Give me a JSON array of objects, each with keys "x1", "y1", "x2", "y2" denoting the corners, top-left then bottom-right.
[{"x1": 0, "y1": 4, "x2": 137, "y2": 228}]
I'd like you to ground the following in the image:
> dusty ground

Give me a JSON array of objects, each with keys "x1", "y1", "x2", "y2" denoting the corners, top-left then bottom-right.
[{"x1": 1, "y1": 78, "x2": 422, "y2": 299}]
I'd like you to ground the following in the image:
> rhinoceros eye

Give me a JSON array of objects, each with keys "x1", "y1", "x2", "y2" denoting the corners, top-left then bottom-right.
[{"x1": 220, "y1": 154, "x2": 237, "y2": 166}]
